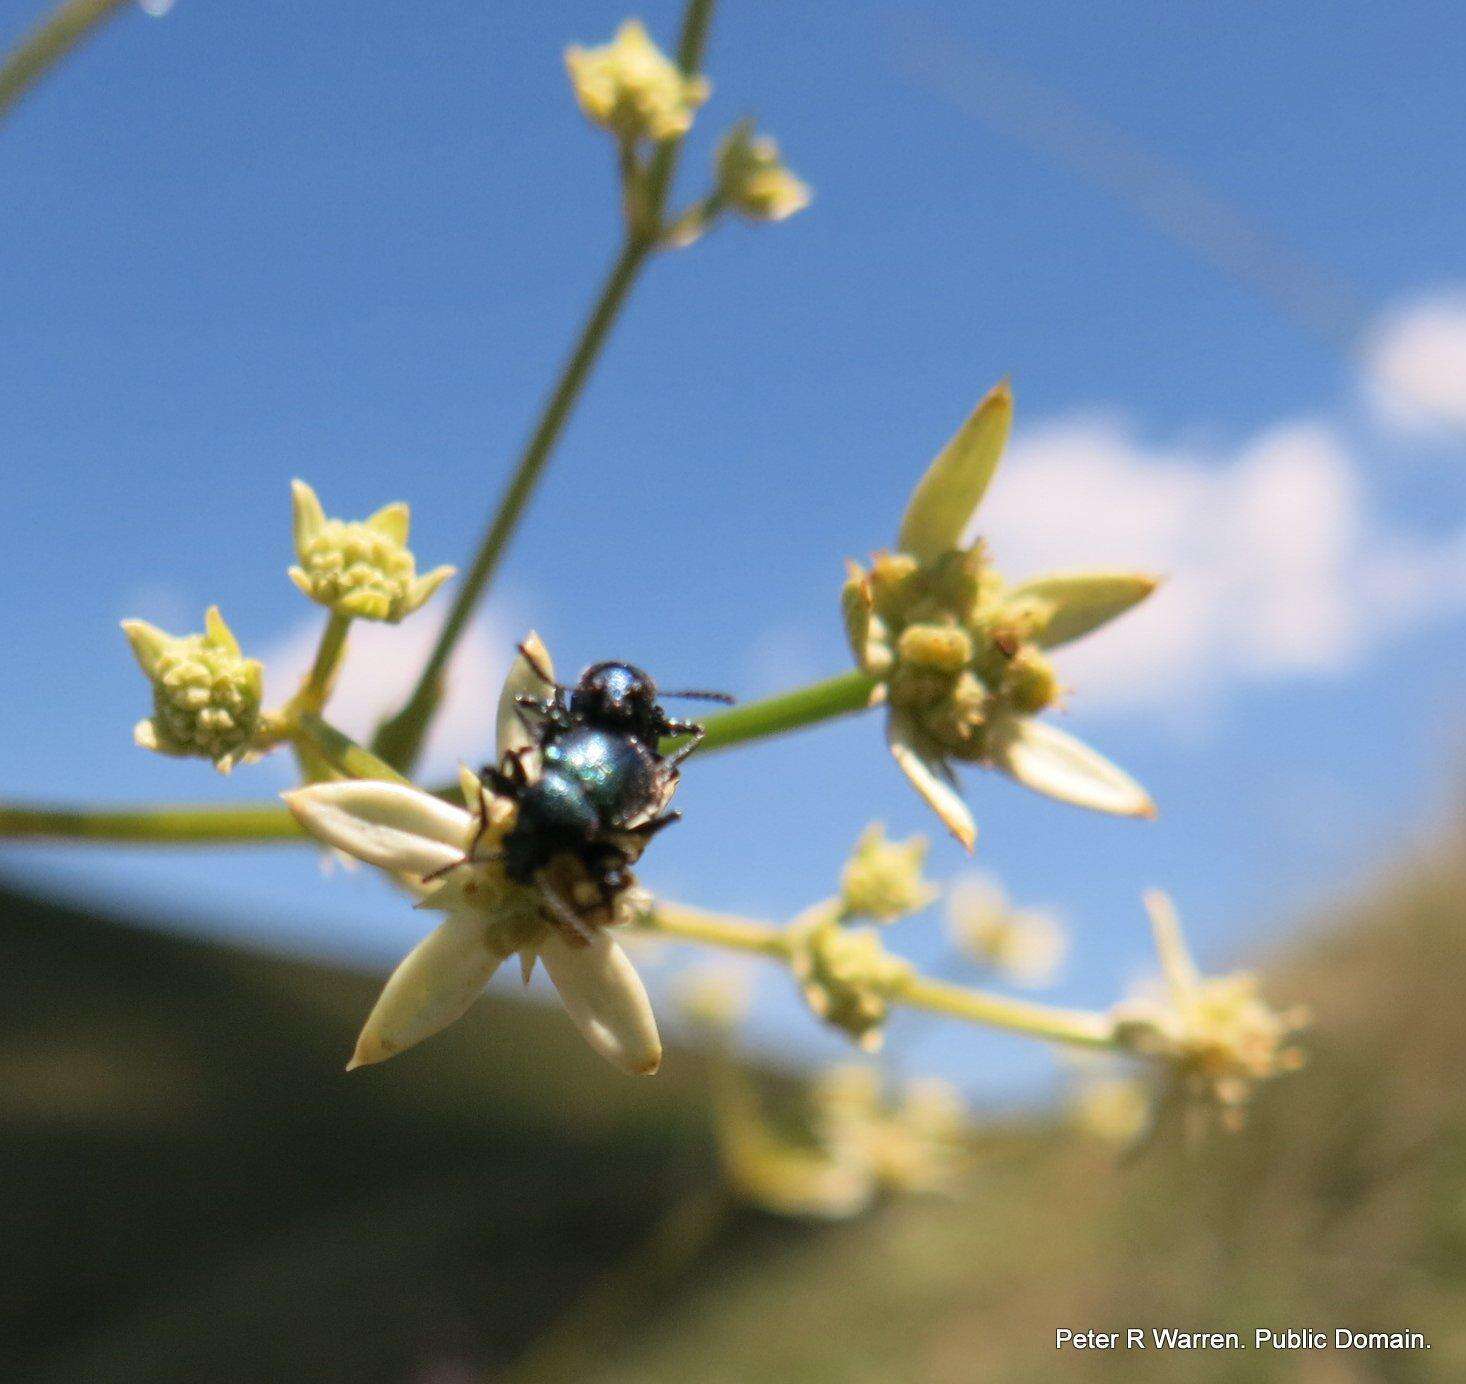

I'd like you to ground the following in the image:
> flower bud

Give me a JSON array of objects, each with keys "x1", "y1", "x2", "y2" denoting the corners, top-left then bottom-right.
[
  {"x1": 122, "y1": 607, "x2": 264, "y2": 773},
  {"x1": 289, "y1": 480, "x2": 454, "y2": 624},
  {"x1": 715, "y1": 121, "x2": 811, "y2": 222},
  {"x1": 788, "y1": 907, "x2": 912, "y2": 1049},
  {"x1": 565, "y1": 19, "x2": 709, "y2": 143},
  {"x1": 839, "y1": 824, "x2": 937, "y2": 923},
  {"x1": 1000, "y1": 646, "x2": 1061, "y2": 713},
  {"x1": 897, "y1": 622, "x2": 972, "y2": 674}
]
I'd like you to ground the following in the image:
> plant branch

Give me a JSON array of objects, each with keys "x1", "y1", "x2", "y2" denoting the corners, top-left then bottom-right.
[{"x1": 0, "y1": 0, "x2": 129, "y2": 127}]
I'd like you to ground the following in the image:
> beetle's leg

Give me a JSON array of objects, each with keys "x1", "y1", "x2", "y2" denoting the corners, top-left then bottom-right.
[
  {"x1": 627, "y1": 810, "x2": 681, "y2": 841},
  {"x1": 662, "y1": 724, "x2": 705, "y2": 769}
]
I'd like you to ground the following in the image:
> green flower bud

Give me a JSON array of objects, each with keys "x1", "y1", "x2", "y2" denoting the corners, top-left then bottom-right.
[
  {"x1": 841, "y1": 561, "x2": 894, "y2": 677},
  {"x1": 788, "y1": 907, "x2": 912, "y2": 1051},
  {"x1": 565, "y1": 19, "x2": 709, "y2": 143},
  {"x1": 897, "y1": 622, "x2": 972, "y2": 674},
  {"x1": 867, "y1": 551, "x2": 921, "y2": 622},
  {"x1": 288, "y1": 480, "x2": 454, "y2": 623},
  {"x1": 715, "y1": 121, "x2": 811, "y2": 222},
  {"x1": 1000, "y1": 647, "x2": 1061, "y2": 713},
  {"x1": 122, "y1": 607, "x2": 264, "y2": 773},
  {"x1": 839, "y1": 824, "x2": 937, "y2": 923}
]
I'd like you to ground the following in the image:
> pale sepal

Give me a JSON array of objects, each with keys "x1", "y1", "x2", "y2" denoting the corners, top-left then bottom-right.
[
  {"x1": 896, "y1": 381, "x2": 1012, "y2": 561},
  {"x1": 538, "y1": 928, "x2": 662, "y2": 1075},
  {"x1": 985, "y1": 713, "x2": 1155, "y2": 819},
  {"x1": 1005, "y1": 570, "x2": 1159, "y2": 649},
  {"x1": 1143, "y1": 888, "x2": 1199, "y2": 1005},
  {"x1": 348, "y1": 910, "x2": 508, "y2": 1069},
  {"x1": 496, "y1": 631, "x2": 556, "y2": 760},
  {"x1": 366, "y1": 500, "x2": 410, "y2": 545},
  {"x1": 886, "y1": 710, "x2": 977, "y2": 852},
  {"x1": 283, "y1": 780, "x2": 473, "y2": 878},
  {"x1": 290, "y1": 479, "x2": 326, "y2": 560}
]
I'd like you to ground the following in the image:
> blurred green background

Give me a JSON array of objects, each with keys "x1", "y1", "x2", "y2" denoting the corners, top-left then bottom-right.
[{"x1": 5, "y1": 815, "x2": 1463, "y2": 1381}]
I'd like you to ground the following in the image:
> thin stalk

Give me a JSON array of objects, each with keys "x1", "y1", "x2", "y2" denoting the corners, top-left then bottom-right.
[
  {"x1": 0, "y1": 801, "x2": 302, "y2": 844},
  {"x1": 286, "y1": 611, "x2": 351, "y2": 718},
  {"x1": 642, "y1": 901, "x2": 1117, "y2": 1051},
  {"x1": 0, "y1": 667, "x2": 884, "y2": 845},
  {"x1": 668, "y1": 669, "x2": 877, "y2": 756},
  {"x1": 0, "y1": 0, "x2": 127, "y2": 125},
  {"x1": 373, "y1": 0, "x2": 720, "y2": 775},
  {"x1": 372, "y1": 235, "x2": 653, "y2": 772}
]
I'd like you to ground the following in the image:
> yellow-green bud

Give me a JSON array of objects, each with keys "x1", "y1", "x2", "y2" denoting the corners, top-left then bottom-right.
[
  {"x1": 867, "y1": 551, "x2": 921, "y2": 622},
  {"x1": 1001, "y1": 647, "x2": 1061, "y2": 713},
  {"x1": 839, "y1": 824, "x2": 937, "y2": 923},
  {"x1": 122, "y1": 607, "x2": 264, "y2": 773},
  {"x1": 897, "y1": 622, "x2": 972, "y2": 674},
  {"x1": 288, "y1": 480, "x2": 454, "y2": 624},
  {"x1": 564, "y1": 19, "x2": 709, "y2": 143},
  {"x1": 887, "y1": 664, "x2": 953, "y2": 712},
  {"x1": 841, "y1": 561, "x2": 894, "y2": 677},
  {"x1": 788, "y1": 907, "x2": 912, "y2": 1050},
  {"x1": 715, "y1": 121, "x2": 811, "y2": 222}
]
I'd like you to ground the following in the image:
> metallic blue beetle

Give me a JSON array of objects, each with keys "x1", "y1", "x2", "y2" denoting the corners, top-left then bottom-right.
[{"x1": 482, "y1": 648, "x2": 732, "y2": 937}]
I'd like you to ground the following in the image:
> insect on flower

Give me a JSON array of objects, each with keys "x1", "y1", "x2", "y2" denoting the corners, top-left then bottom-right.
[{"x1": 458, "y1": 643, "x2": 734, "y2": 943}]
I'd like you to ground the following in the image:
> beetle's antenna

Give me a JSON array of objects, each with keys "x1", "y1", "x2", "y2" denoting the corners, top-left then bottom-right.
[{"x1": 660, "y1": 689, "x2": 736, "y2": 704}]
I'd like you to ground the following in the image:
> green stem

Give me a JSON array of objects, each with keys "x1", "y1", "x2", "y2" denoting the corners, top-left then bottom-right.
[
  {"x1": 294, "y1": 713, "x2": 410, "y2": 786},
  {"x1": 0, "y1": 0, "x2": 128, "y2": 125},
  {"x1": 0, "y1": 667, "x2": 883, "y2": 845},
  {"x1": 642, "y1": 901, "x2": 1117, "y2": 1051},
  {"x1": 286, "y1": 611, "x2": 351, "y2": 719},
  {"x1": 373, "y1": 0, "x2": 720, "y2": 776},
  {"x1": 0, "y1": 800, "x2": 302, "y2": 844},
  {"x1": 372, "y1": 234, "x2": 653, "y2": 772},
  {"x1": 669, "y1": 669, "x2": 878, "y2": 756},
  {"x1": 890, "y1": 972, "x2": 1116, "y2": 1050}
]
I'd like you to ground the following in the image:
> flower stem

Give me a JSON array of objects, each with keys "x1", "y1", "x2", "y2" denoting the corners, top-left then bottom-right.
[
  {"x1": 641, "y1": 901, "x2": 1117, "y2": 1051},
  {"x1": 372, "y1": 238, "x2": 653, "y2": 773},
  {"x1": 293, "y1": 713, "x2": 410, "y2": 786},
  {"x1": 285, "y1": 611, "x2": 351, "y2": 719},
  {"x1": 0, "y1": 0, "x2": 128, "y2": 126},
  {"x1": 0, "y1": 800, "x2": 303, "y2": 844},
  {"x1": 671, "y1": 669, "x2": 878, "y2": 756},
  {"x1": 372, "y1": 0, "x2": 720, "y2": 776},
  {"x1": 889, "y1": 972, "x2": 1116, "y2": 1050}
]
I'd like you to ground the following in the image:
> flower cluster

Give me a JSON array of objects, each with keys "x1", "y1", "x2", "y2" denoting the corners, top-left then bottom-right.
[
  {"x1": 122, "y1": 607, "x2": 265, "y2": 773},
  {"x1": 788, "y1": 906, "x2": 913, "y2": 1051},
  {"x1": 565, "y1": 19, "x2": 708, "y2": 143},
  {"x1": 284, "y1": 638, "x2": 664, "y2": 1076},
  {"x1": 838, "y1": 823, "x2": 938, "y2": 922},
  {"x1": 289, "y1": 480, "x2": 454, "y2": 624},
  {"x1": 947, "y1": 872, "x2": 1067, "y2": 988},
  {"x1": 715, "y1": 121, "x2": 810, "y2": 223},
  {"x1": 714, "y1": 1062, "x2": 970, "y2": 1219},
  {"x1": 1111, "y1": 891, "x2": 1308, "y2": 1127},
  {"x1": 843, "y1": 382, "x2": 1157, "y2": 848}
]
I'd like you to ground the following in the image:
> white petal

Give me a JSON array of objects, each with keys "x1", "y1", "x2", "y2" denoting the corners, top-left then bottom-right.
[
  {"x1": 539, "y1": 929, "x2": 662, "y2": 1075},
  {"x1": 985, "y1": 714, "x2": 1156, "y2": 819},
  {"x1": 1143, "y1": 889, "x2": 1199, "y2": 1005},
  {"x1": 887, "y1": 711, "x2": 977, "y2": 851},
  {"x1": 284, "y1": 781, "x2": 473, "y2": 877},
  {"x1": 348, "y1": 911, "x2": 507, "y2": 1068},
  {"x1": 496, "y1": 631, "x2": 557, "y2": 760}
]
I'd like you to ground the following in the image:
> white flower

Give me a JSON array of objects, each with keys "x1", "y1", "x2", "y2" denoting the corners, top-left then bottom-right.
[
  {"x1": 946, "y1": 873, "x2": 1067, "y2": 988},
  {"x1": 283, "y1": 635, "x2": 662, "y2": 1076}
]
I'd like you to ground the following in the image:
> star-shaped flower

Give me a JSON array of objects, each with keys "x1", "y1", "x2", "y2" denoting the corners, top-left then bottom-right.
[
  {"x1": 283, "y1": 636, "x2": 662, "y2": 1075},
  {"x1": 842, "y1": 381, "x2": 1160, "y2": 849}
]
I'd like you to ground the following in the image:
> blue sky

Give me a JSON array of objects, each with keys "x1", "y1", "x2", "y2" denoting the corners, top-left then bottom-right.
[{"x1": 2, "y1": 0, "x2": 1462, "y2": 1099}]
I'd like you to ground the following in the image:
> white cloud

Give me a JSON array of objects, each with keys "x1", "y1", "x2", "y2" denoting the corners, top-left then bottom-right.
[
  {"x1": 975, "y1": 414, "x2": 1465, "y2": 719},
  {"x1": 263, "y1": 609, "x2": 514, "y2": 781},
  {"x1": 1362, "y1": 288, "x2": 1466, "y2": 433}
]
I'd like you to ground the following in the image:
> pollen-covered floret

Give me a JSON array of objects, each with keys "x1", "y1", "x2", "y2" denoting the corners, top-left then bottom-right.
[
  {"x1": 715, "y1": 122, "x2": 810, "y2": 222},
  {"x1": 838, "y1": 823, "x2": 937, "y2": 923},
  {"x1": 565, "y1": 19, "x2": 709, "y2": 143},
  {"x1": 122, "y1": 607, "x2": 264, "y2": 773},
  {"x1": 289, "y1": 480, "x2": 453, "y2": 623},
  {"x1": 788, "y1": 904, "x2": 912, "y2": 1050}
]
